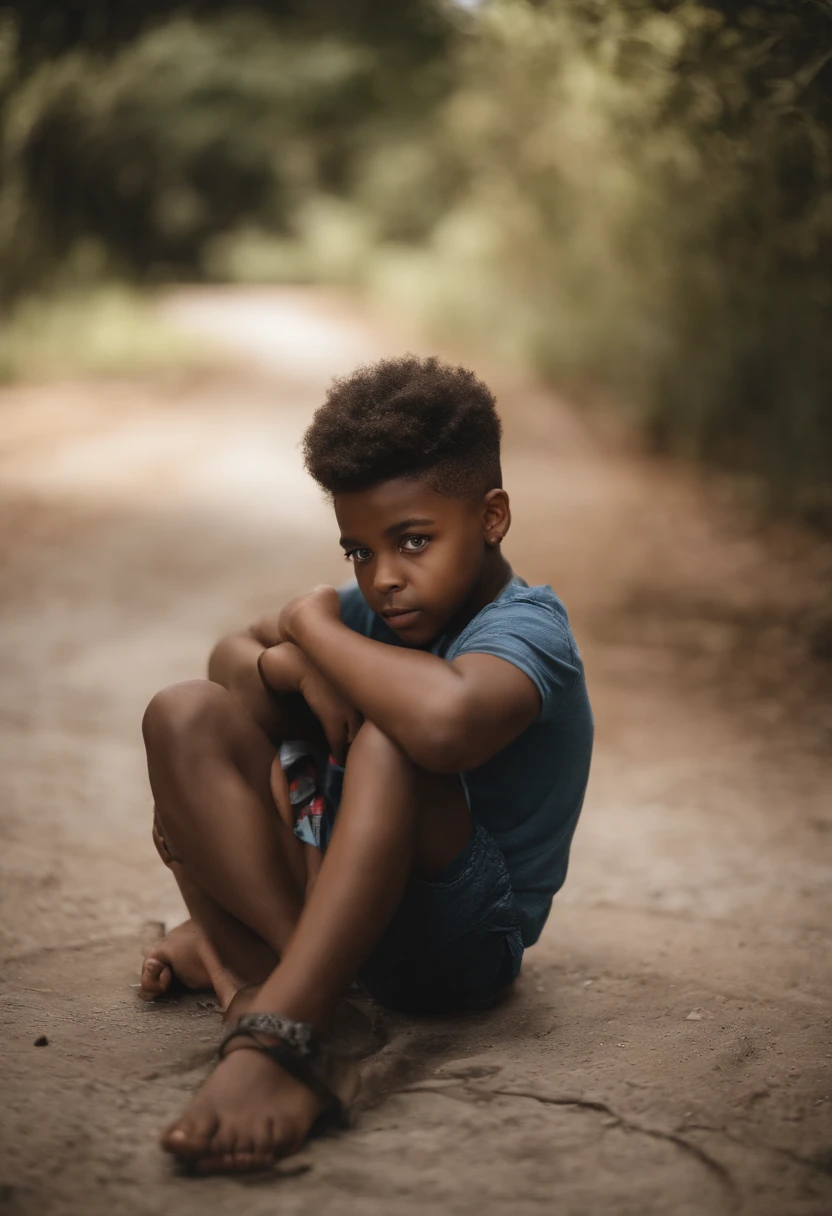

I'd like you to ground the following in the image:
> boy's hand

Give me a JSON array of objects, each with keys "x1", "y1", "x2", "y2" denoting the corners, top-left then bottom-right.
[
  {"x1": 296, "y1": 662, "x2": 363, "y2": 765},
  {"x1": 278, "y1": 585, "x2": 341, "y2": 645},
  {"x1": 258, "y1": 640, "x2": 362, "y2": 765}
]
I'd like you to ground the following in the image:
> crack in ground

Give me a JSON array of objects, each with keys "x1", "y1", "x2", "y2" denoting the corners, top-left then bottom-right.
[
  {"x1": 683, "y1": 1122, "x2": 832, "y2": 1179},
  {"x1": 400, "y1": 1083, "x2": 740, "y2": 1211}
]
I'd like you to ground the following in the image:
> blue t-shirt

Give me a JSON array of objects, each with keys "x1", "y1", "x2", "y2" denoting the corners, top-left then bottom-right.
[{"x1": 338, "y1": 576, "x2": 593, "y2": 946}]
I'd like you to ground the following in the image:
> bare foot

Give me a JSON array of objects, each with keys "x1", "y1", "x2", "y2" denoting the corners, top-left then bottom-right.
[
  {"x1": 161, "y1": 1044, "x2": 324, "y2": 1173},
  {"x1": 141, "y1": 918, "x2": 245, "y2": 1013},
  {"x1": 141, "y1": 920, "x2": 210, "y2": 999}
]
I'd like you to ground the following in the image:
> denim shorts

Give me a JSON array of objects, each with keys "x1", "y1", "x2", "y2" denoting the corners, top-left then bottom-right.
[{"x1": 320, "y1": 764, "x2": 524, "y2": 1016}]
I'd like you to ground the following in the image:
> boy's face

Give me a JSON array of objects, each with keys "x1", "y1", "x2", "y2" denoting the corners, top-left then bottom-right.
[{"x1": 335, "y1": 476, "x2": 506, "y2": 648}]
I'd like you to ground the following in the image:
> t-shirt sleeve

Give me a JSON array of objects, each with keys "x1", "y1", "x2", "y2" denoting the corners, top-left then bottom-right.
[{"x1": 451, "y1": 597, "x2": 582, "y2": 721}]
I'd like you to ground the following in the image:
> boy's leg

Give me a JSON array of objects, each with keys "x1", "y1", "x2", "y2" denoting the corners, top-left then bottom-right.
[
  {"x1": 141, "y1": 679, "x2": 310, "y2": 1006},
  {"x1": 142, "y1": 632, "x2": 328, "y2": 1000},
  {"x1": 149, "y1": 703, "x2": 471, "y2": 1172},
  {"x1": 140, "y1": 863, "x2": 281, "y2": 1010}
]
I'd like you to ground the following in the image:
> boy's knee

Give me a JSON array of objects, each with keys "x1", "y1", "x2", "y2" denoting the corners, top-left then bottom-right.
[{"x1": 142, "y1": 679, "x2": 229, "y2": 759}]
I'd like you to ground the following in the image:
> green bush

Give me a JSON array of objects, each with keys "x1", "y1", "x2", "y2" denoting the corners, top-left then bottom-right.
[
  {"x1": 363, "y1": 0, "x2": 832, "y2": 517},
  {"x1": 0, "y1": 284, "x2": 213, "y2": 383},
  {"x1": 0, "y1": 14, "x2": 384, "y2": 296},
  {"x1": 2, "y1": 1, "x2": 831, "y2": 516}
]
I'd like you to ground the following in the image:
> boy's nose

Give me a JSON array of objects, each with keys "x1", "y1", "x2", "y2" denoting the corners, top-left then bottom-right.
[{"x1": 373, "y1": 558, "x2": 405, "y2": 596}]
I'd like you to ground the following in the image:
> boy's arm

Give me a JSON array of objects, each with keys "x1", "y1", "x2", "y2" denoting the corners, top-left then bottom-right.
[
  {"x1": 275, "y1": 586, "x2": 541, "y2": 773},
  {"x1": 210, "y1": 629, "x2": 343, "y2": 893},
  {"x1": 207, "y1": 615, "x2": 325, "y2": 744},
  {"x1": 211, "y1": 621, "x2": 362, "y2": 763},
  {"x1": 207, "y1": 629, "x2": 279, "y2": 737},
  {"x1": 257, "y1": 642, "x2": 362, "y2": 764},
  {"x1": 207, "y1": 608, "x2": 287, "y2": 696}
]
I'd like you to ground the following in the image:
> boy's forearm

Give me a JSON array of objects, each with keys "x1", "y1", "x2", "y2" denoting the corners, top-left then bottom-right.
[
  {"x1": 208, "y1": 632, "x2": 303, "y2": 742},
  {"x1": 287, "y1": 615, "x2": 467, "y2": 771}
]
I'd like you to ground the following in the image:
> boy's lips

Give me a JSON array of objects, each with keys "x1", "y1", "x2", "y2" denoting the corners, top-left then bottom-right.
[{"x1": 380, "y1": 607, "x2": 422, "y2": 629}]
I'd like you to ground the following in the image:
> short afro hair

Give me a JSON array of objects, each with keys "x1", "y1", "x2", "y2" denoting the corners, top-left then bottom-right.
[{"x1": 302, "y1": 354, "x2": 502, "y2": 498}]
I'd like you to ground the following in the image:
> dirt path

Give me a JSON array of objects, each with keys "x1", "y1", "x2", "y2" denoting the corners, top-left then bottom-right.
[{"x1": 1, "y1": 288, "x2": 830, "y2": 1216}]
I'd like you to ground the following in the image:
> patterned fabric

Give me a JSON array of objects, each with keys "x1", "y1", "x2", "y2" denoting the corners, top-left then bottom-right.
[{"x1": 278, "y1": 740, "x2": 328, "y2": 849}]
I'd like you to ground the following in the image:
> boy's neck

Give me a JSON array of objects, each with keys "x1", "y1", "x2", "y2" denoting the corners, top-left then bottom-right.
[{"x1": 442, "y1": 551, "x2": 514, "y2": 642}]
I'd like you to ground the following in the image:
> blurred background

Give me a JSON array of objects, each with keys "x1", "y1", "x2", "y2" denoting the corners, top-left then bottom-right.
[
  {"x1": 2, "y1": 0, "x2": 832, "y2": 517},
  {"x1": 2, "y1": 5, "x2": 832, "y2": 1215}
]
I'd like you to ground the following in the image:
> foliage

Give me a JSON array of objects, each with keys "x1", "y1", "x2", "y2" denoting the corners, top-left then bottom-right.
[
  {"x1": 0, "y1": 5, "x2": 450, "y2": 296},
  {"x1": 0, "y1": 284, "x2": 213, "y2": 383},
  {"x1": 362, "y1": 0, "x2": 832, "y2": 516},
  {"x1": 1, "y1": 1, "x2": 831, "y2": 514}
]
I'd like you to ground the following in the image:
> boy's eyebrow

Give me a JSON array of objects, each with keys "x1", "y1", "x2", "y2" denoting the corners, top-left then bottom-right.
[
  {"x1": 383, "y1": 516, "x2": 435, "y2": 536},
  {"x1": 338, "y1": 518, "x2": 435, "y2": 548}
]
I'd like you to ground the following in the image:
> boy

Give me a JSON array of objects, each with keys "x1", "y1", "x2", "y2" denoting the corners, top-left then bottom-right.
[{"x1": 140, "y1": 355, "x2": 593, "y2": 1173}]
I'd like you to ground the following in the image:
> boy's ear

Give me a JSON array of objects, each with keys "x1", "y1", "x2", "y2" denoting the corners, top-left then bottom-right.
[{"x1": 482, "y1": 489, "x2": 511, "y2": 546}]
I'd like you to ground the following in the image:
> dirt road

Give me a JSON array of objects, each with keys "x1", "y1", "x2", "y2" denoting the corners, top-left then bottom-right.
[{"x1": 1, "y1": 288, "x2": 830, "y2": 1216}]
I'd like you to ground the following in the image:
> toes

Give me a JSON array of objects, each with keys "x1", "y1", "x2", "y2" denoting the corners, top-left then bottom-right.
[
  {"x1": 232, "y1": 1124, "x2": 280, "y2": 1173},
  {"x1": 194, "y1": 1153, "x2": 267, "y2": 1176},
  {"x1": 252, "y1": 1116, "x2": 275, "y2": 1160},
  {"x1": 140, "y1": 957, "x2": 172, "y2": 999},
  {"x1": 193, "y1": 1146, "x2": 275, "y2": 1176},
  {"x1": 192, "y1": 1126, "x2": 242, "y2": 1176},
  {"x1": 160, "y1": 1049, "x2": 321, "y2": 1177},
  {"x1": 207, "y1": 1122, "x2": 237, "y2": 1164},
  {"x1": 194, "y1": 1153, "x2": 236, "y2": 1175},
  {"x1": 231, "y1": 1144, "x2": 260, "y2": 1172},
  {"x1": 227, "y1": 1128, "x2": 254, "y2": 1172},
  {"x1": 189, "y1": 1121, "x2": 289, "y2": 1176},
  {"x1": 161, "y1": 1113, "x2": 218, "y2": 1158}
]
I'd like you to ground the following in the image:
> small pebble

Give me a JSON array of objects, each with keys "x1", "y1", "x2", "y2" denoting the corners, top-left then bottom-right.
[
  {"x1": 34, "y1": 1035, "x2": 49, "y2": 1046},
  {"x1": 685, "y1": 1010, "x2": 703, "y2": 1021}
]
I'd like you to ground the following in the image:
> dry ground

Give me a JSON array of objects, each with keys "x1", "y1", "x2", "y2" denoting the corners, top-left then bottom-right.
[{"x1": 0, "y1": 288, "x2": 830, "y2": 1216}]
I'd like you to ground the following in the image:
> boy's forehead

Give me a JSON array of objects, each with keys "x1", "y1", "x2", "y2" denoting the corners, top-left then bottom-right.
[{"x1": 334, "y1": 477, "x2": 470, "y2": 534}]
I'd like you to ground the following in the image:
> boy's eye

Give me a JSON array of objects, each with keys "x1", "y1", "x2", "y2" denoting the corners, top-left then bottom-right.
[
  {"x1": 345, "y1": 547, "x2": 373, "y2": 563},
  {"x1": 400, "y1": 535, "x2": 429, "y2": 554}
]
